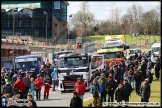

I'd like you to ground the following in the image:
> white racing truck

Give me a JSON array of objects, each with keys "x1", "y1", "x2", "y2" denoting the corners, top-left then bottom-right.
[{"x1": 57, "y1": 53, "x2": 104, "y2": 92}]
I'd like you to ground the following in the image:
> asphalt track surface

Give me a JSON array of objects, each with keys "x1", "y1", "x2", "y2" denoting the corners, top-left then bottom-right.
[{"x1": 37, "y1": 49, "x2": 150, "y2": 106}]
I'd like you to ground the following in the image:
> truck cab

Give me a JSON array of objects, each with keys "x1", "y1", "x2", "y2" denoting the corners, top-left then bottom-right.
[
  {"x1": 57, "y1": 53, "x2": 104, "y2": 92},
  {"x1": 15, "y1": 55, "x2": 43, "y2": 78}
]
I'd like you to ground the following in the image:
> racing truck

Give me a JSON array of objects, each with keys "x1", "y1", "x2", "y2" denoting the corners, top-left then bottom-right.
[
  {"x1": 97, "y1": 39, "x2": 129, "y2": 64},
  {"x1": 15, "y1": 55, "x2": 43, "y2": 78},
  {"x1": 57, "y1": 53, "x2": 104, "y2": 92}
]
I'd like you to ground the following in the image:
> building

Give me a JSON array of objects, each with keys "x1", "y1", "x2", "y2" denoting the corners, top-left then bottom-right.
[{"x1": 1, "y1": 1, "x2": 69, "y2": 41}]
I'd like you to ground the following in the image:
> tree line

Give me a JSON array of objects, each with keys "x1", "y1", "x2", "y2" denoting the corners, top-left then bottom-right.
[{"x1": 69, "y1": 2, "x2": 160, "y2": 38}]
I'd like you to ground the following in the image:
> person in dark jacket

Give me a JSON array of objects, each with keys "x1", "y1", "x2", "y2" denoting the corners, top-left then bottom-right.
[
  {"x1": 140, "y1": 79, "x2": 150, "y2": 104},
  {"x1": 23, "y1": 72, "x2": 31, "y2": 99},
  {"x1": 154, "y1": 57, "x2": 160, "y2": 80},
  {"x1": 141, "y1": 60, "x2": 147, "y2": 81},
  {"x1": 134, "y1": 68, "x2": 142, "y2": 95},
  {"x1": 90, "y1": 78, "x2": 103, "y2": 107},
  {"x1": 1, "y1": 72, "x2": 6, "y2": 86},
  {"x1": 98, "y1": 73, "x2": 107, "y2": 107},
  {"x1": 105, "y1": 76, "x2": 117, "y2": 103},
  {"x1": 70, "y1": 91, "x2": 82, "y2": 107},
  {"x1": 123, "y1": 78, "x2": 132, "y2": 103},
  {"x1": 146, "y1": 70, "x2": 153, "y2": 85},
  {"x1": 13, "y1": 88, "x2": 25, "y2": 99},
  {"x1": 115, "y1": 84, "x2": 125, "y2": 107},
  {"x1": 12, "y1": 71, "x2": 18, "y2": 83},
  {"x1": 147, "y1": 58, "x2": 153, "y2": 71},
  {"x1": 39, "y1": 65, "x2": 46, "y2": 81},
  {"x1": 27, "y1": 94, "x2": 37, "y2": 107},
  {"x1": 3, "y1": 81, "x2": 12, "y2": 94},
  {"x1": 113, "y1": 65, "x2": 119, "y2": 85},
  {"x1": 134, "y1": 52, "x2": 138, "y2": 59}
]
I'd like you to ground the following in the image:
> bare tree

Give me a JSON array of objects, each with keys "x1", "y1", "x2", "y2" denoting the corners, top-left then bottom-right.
[
  {"x1": 70, "y1": 2, "x2": 95, "y2": 37},
  {"x1": 127, "y1": 3, "x2": 144, "y2": 34}
]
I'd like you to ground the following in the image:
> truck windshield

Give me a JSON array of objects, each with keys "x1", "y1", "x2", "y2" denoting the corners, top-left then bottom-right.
[
  {"x1": 53, "y1": 52, "x2": 72, "y2": 63},
  {"x1": 15, "y1": 61, "x2": 37, "y2": 69},
  {"x1": 103, "y1": 45, "x2": 124, "y2": 49},
  {"x1": 152, "y1": 47, "x2": 160, "y2": 52},
  {"x1": 58, "y1": 57, "x2": 88, "y2": 68},
  {"x1": 104, "y1": 52, "x2": 121, "y2": 59}
]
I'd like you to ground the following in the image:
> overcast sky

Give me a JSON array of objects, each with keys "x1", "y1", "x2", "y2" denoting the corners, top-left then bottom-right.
[{"x1": 67, "y1": 1, "x2": 160, "y2": 21}]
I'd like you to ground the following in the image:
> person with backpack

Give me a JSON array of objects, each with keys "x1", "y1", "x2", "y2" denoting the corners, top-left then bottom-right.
[
  {"x1": 43, "y1": 75, "x2": 51, "y2": 100},
  {"x1": 89, "y1": 78, "x2": 103, "y2": 107},
  {"x1": 98, "y1": 73, "x2": 107, "y2": 106},
  {"x1": 146, "y1": 70, "x2": 153, "y2": 86},
  {"x1": 134, "y1": 68, "x2": 142, "y2": 96}
]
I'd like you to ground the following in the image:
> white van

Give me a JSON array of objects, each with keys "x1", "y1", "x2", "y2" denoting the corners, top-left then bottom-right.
[{"x1": 151, "y1": 43, "x2": 161, "y2": 63}]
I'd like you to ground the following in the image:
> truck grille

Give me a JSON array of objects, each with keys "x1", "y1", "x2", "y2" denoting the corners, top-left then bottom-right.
[{"x1": 63, "y1": 81, "x2": 76, "y2": 86}]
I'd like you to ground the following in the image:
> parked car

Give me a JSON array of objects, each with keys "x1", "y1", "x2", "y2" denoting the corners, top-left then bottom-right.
[{"x1": 127, "y1": 48, "x2": 142, "y2": 60}]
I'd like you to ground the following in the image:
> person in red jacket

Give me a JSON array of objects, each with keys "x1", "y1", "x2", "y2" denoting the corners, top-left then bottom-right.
[
  {"x1": 43, "y1": 75, "x2": 51, "y2": 100},
  {"x1": 74, "y1": 77, "x2": 86, "y2": 102},
  {"x1": 13, "y1": 75, "x2": 26, "y2": 93},
  {"x1": 34, "y1": 74, "x2": 43, "y2": 101}
]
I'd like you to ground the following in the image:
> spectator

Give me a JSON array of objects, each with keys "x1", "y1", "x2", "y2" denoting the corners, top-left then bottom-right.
[
  {"x1": 123, "y1": 78, "x2": 132, "y2": 103},
  {"x1": 115, "y1": 84, "x2": 125, "y2": 107},
  {"x1": 113, "y1": 65, "x2": 119, "y2": 85},
  {"x1": 74, "y1": 77, "x2": 86, "y2": 102},
  {"x1": 89, "y1": 78, "x2": 103, "y2": 107},
  {"x1": 1, "y1": 67, "x2": 7, "y2": 73},
  {"x1": 51, "y1": 66, "x2": 58, "y2": 91},
  {"x1": 34, "y1": 74, "x2": 43, "y2": 101},
  {"x1": 118, "y1": 64, "x2": 124, "y2": 84},
  {"x1": 1, "y1": 72, "x2": 6, "y2": 86},
  {"x1": 141, "y1": 59, "x2": 147, "y2": 81},
  {"x1": 134, "y1": 52, "x2": 138, "y2": 59},
  {"x1": 9, "y1": 69, "x2": 14, "y2": 80},
  {"x1": 146, "y1": 70, "x2": 153, "y2": 86},
  {"x1": 154, "y1": 57, "x2": 160, "y2": 80},
  {"x1": 23, "y1": 72, "x2": 31, "y2": 99},
  {"x1": 29, "y1": 77, "x2": 35, "y2": 99},
  {"x1": 98, "y1": 73, "x2": 107, "y2": 106},
  {"x1": 13, "y1": 88, "x2": 25, "y2": 99},
  {"x1": 105, "y1": 76, "x2": 116, "y2": 103},
  {"x1": 147, "y1": 57, "x2": 153, "y2": 71},
  {"x1": 12, "y1": 71, "x2": 18, "y2": 83},
  {"x1": 140, "y1": 79, "x2": 150, "y2": 104},
  {"x1": 27, "y1": 94, "x2": 37, "y2": 107},
  {"x1": 39, "y1": 65, "x2": 46, "y2": 81},
  {"x1": 3, "y1": 81, "x2": 12, "y2": 95},
  {"x1": 70, "y1": 91, "x2": 82, "y2": 107},
  {"x1": 134, "y1": 68, "x2": 142, "y2": 96},
  {"x1": 43, "y1": 75, "x2": 51, "y2": 100},
  {"x1": 13, "y1": 75, "x2": 26, "y2": 93}
]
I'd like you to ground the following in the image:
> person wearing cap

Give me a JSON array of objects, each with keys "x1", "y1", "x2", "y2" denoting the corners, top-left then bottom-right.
[
  {"x1": 154, "y1": 57, "x2": 160, "y2": 80},
  {"x1": 89, "y1": 78, "x2": 103, "y2": 107},
  {"x1": 134, "y1": 68, "x2": 142, "y2": 96},
  {"x1": 34, "y1": 74, "x2": 43, "y2": 101},
  {"x1": 123, "y1": 78, "x2": 132, "y2": 103},
  {"x1": 98, "y1": 73, "x2": 107, "y2": 106},
  {"x1": 146, "y1": 70, "x2": 153, "y2": 86},
  {"x1": 74, "y1": 77, "x2": 86, "y2": 102},
  {"x1": 13, "y1": 75, "x2": 26, "y2": 93},
  {"x1": 140, "y1": 78, "x2": 150, "y2": 103},
  {"x1": 113, "y1": 65, "x2": 120, "y2": 85},
  {"x1": 105, "y1": 76, "x2": 117, "y2": 103}
]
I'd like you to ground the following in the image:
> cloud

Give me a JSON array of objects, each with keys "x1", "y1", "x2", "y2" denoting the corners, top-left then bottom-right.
[{"x1": 68, "y1": 1, "x2": 159, "y2": 20}]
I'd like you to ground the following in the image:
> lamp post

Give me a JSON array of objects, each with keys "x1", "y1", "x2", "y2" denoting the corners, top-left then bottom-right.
[
  {"x1": 44, "y1": 11, "x2": 48, "y2": 46},
  {"x1": 87, "y1": 17, "x2": 90, "y2": 42},
  {"x1": 68, "y1": 14, "x2": 73, "y2": 45}
]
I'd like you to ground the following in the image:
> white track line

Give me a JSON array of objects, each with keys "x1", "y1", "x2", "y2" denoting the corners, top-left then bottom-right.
[{"x1": 83, "y1": 97, "x2": 93, "y2": 102}]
